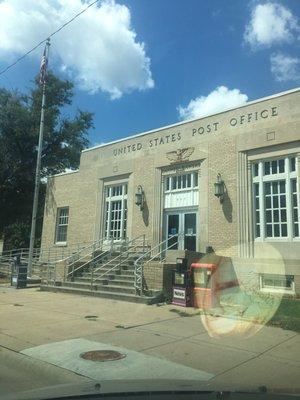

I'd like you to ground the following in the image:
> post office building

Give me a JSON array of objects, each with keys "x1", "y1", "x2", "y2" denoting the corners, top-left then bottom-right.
[{"x1": 41, "y1": 88, "x2": 300, "y2": 300}]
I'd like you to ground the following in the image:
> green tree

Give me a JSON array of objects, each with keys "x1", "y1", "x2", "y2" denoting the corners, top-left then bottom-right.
[{"x1": 0, "y1": 72, "x2": 93, "y2": 249}]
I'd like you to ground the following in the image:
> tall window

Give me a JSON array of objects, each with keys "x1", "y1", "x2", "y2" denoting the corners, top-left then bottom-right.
[
  {"x1": 252, "y1": 156, "x2": 299, "y2": 240},
  {"x1": 104, "y1": 183, "x2": 128, "y2": 240},
  {"x1": 55, "y1": 207, "x2": 69, "y2": 243}
]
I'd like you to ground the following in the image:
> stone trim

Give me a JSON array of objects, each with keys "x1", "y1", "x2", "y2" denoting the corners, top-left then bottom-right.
[
  {"x1": 152, "y1": 168, "x2": 163, "y2": 247},
  {"x1": 237, "y1": 151, "x2": 254, "y2": 258}
]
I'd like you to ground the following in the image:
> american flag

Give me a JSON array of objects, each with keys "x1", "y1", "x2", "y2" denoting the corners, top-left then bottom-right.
[{"x1": 39, "y1": 45, "x2": 48, "y2": 85}]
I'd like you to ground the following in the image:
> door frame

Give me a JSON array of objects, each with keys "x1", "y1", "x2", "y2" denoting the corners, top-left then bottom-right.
[{"x1": 164, "y1": 207, "x2": 198, "y2": 251}]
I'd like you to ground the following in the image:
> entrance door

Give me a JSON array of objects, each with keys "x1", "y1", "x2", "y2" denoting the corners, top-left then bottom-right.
[{"x1": 166, "y1": 211, "x2": 197, "y2": 251}]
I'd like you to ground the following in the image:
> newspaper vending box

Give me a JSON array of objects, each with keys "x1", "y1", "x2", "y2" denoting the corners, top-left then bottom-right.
[
  {"x1": 191, "y1": 263, "x2": 219, "y2": 309},
  {"x1": 172, "y1": 258, "x2": 191, "y2": 307}
]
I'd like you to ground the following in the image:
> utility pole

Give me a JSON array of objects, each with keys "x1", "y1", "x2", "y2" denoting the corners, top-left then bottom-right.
[{"x1": 28, "y1": 38, "x2": 50, "y2": 277}]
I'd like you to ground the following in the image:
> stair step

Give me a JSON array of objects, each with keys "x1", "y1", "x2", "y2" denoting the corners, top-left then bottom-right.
[
  {"x1": 75, "y1": 277, "x2": 109, "y2": 285},
  {"x1": 120, "y1": 271, "x2": 135, "y2": 276},
  {"x1": 83, "y1": 266, "x2": 136, "y2": 276},
  {"x1": 63, "y1": 281, "x2": 135, "y2": 294},
  {"x1": 95, "y1": 260, "x2": 137, "y2": 268},
  {"x1": 106, "y1": 278, "x2": 134, "y2": 286},
  {"x1": 73, "y1": 276, "x2": 134, "y2": 286},
  {"x1": 82, "y1": 270, "x2": 122, "y2": 278},
  {"x1": 94, "y1": 284, "x2": 136, "y2": 294},
  {"x1": 41, "y1": 285, "x2": 156, "y2": 304},
  {"x1": 94, "y1": 263, "x2": 135, "y2": 270}
]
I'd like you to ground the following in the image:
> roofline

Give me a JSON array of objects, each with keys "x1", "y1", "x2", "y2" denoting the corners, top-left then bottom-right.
[
  {"x1": 51, "y1": 170, "x2": 79, "y2": 178},
  {"x1": 83, "y1": 86, "x2": 300, "y2": 153}
]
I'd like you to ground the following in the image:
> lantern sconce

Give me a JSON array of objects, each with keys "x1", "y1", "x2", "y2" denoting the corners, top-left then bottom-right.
[
  {"x1": 135, "y1": 185, "x2": 145, "y2": 211},
  {"x1": 214, "y1": 173, "x2": 225, "y2": 203}
]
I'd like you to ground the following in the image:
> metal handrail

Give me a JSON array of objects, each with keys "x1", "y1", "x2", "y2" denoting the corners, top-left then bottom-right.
[
  {"x1": 63, "y1": 234, "x2": 146, "y2": 284},
  {"x1": 0, "y1": 241, "x2": 102, "y2": 280},
  {"x1": 90, "y1": 235, "x2": 148, "y2": 289},
  {"x1": 65, "y1": 237, "x2": 108, "y2": 280},
  {"x1": 0, "y1": 248, "x2": 40, "y2": 259},
  {"x1": 91, "y1": 234, "x2": 146, "y2": 275},
  {"x1": 41, "y1": 241, "x2": 95, "y2": 263},
  {"x1": 134, "y1": 234, "x2": 183, "y2": 295},
  {"x1": 65, "y1": 238, "x2": 105, "y2": 266},
  {"x1": 0, "y1": 241, "x2": 97, "y2": 264}
]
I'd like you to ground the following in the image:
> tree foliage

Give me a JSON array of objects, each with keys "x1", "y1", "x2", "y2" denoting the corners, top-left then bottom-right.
[{"x1": 0, "y1": 72, "x2": 93, "y2": 248}]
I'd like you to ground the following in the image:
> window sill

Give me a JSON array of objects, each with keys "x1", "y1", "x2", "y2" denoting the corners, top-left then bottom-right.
[
  {"x1": 255, "y1": 238, "x2": 300, "y2": 243},
  {"x1": 260, "y1": 287, "x2": 295, "y2": 295},
  {"x1": 54, "y1": 242, "x2": 67, "y2": 247}
]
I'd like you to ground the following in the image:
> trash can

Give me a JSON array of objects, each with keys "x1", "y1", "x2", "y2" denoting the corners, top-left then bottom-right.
[{"x1": 11, "y1": 256, "x2": 27, "y2": 289}]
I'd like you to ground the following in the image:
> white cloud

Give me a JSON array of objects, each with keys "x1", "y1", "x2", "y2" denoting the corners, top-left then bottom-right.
[
  {"x1": 0, "y1": 0, "x2": 154, "y2": 99},
  {"x1": 270, "y1": 52, "x2": 300, "y2": 82},
  {"x1": 178, "y1": 86, "x2": 248, "y2": 120},
  {"x1": 244, "y1": 2, "x2": 299, "y2": 48},
  {"x1": 92, "y1": 141, "x2": 106, "y2": 147}
]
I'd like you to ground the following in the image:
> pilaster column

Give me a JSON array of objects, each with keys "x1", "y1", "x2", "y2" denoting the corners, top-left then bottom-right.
[
  {"x1": 152, "y1": 168, "x2": 163, "y2": 248},
  {"x1": 237, "y1": 152, "x2": 254, "y2": 258}
]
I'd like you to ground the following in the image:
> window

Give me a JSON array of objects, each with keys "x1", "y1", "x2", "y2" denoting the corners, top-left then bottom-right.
[
  {"x1": 165, "y1": 172, "x2": 198, "y2": 192},
  {"x1": 104, "y1": 183, "x2": 128, "y2": 240},
  {"x1": 253, "y1": 156, "x2": 299, "y2": 240},
  {"x1": 55, "y1": 207, "x2": 69, "y2": 243},
  {"x1": 260, "y1": 274, "x2": 295, "y2": 293},
  {"x1": 164, "y1": 171, "x2": 199, "y2": 209}
]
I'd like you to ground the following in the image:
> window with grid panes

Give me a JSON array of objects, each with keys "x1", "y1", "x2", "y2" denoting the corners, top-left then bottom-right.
[
  {"x1": 261, "y1": 274, "x2": 294, "y2": 292},
  {"x1": 104, "y1": 183, "x2": 128, "y2": 239},
  {"x1": 165, "y1": 172, "x2": 198, "y2": 192},
  {"x1": 252, "y1": 156, "x2": 299, "y2": 240},
  {"x1": 55, "y1": 207, "x2": 69, "y2": 243}
]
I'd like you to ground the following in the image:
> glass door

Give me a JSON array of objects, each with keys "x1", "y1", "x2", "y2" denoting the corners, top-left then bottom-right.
[
  {"x1": 166, "y1": 211, "x2": 197, "y2": 250},
  {"x1": 184, "y1": 213, "x2": 196, "y2": 251},
  {"x1": 167, "y1": 214, "x2": 179, "y2": 249}
]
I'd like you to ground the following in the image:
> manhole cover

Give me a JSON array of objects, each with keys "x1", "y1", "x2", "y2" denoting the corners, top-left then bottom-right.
[{"x1": 80, "y1": 350, "x2": 126, "y2": 362}]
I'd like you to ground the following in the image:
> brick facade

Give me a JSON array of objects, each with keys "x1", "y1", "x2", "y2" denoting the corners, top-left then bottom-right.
[{"x1": 41, "y1": 88, "x2": 300, "y2": 295}]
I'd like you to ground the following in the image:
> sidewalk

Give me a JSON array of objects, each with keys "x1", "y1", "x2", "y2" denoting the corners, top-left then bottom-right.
[{"x1": 0, "y1": 286, "x2": 299, "y2": 395}]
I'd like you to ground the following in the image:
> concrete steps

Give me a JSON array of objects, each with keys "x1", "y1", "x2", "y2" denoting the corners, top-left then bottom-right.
[
  {"x1": 40, "y1": 285, "x2": 156, "y2": 304},
  {"x1": 42, "y1": 246, "x2": 152, "y2": 303},
  {"x1": 62, "y1": 280, "x2": 136, "y2": 294},
  {"x1": 76, "y1": 276, "x2": 134, "y2": 286}
]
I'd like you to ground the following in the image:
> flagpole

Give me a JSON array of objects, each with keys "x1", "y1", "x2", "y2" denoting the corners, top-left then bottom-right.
[{"x1": 28, "y1": 38, "x2": 50, "y2": 277}]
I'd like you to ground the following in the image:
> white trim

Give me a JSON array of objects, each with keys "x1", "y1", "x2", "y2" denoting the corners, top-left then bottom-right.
[
  {"x1": 83, "y1": 87, "x2": 300, "y2": 153},
  {"x1": 55, "y1": 207, "x2": 69, "y2": 244},
  {"x1": 253, "y1": 155, "x2": 299, "y2": 241},
  {"x1": 54, "y1": 242, "x2": 67, "y2": 247},
  {"x1": 260, "y1": 287, "x2": 295, "y2": 295},
  {"x1": 51, "y1": 170, "x2": 79, "y2": 178},
  {"x1": 104, "y1": 183, "x2": 128, "y2": 240}
]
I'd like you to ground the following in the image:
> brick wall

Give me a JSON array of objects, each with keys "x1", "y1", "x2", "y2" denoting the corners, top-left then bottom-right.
[{"x1": 144, "y1": 261, "x2": 174, "y2": 293}]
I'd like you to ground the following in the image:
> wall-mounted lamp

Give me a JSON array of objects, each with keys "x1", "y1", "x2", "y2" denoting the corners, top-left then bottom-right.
[
  {"x1": 135, "y1": 185, "x2": 145, "y2": 211},
  {"x1": 214, "y1": 173, "x2": 225, "y2": 203}
]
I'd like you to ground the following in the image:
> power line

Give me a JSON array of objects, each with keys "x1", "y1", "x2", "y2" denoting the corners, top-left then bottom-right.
[{"x1": 0, "y1": 0, "x2": 101, "y2": 77}]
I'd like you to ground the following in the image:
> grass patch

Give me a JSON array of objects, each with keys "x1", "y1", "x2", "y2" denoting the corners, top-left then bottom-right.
[
  {"x1": 267, "y1": 298, "x2": 300, "y2": 332},
  {"x1": 220, "y1": 291, "x2": 300, "y2": 332}
]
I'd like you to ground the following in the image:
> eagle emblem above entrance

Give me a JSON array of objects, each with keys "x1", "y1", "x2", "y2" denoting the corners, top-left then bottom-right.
[{"x1": 166, "y1": 147, "x2": 195, "y2": 164}]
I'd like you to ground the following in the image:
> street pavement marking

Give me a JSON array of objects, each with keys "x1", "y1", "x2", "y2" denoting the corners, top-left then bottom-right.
[{"x1": 21, "y1": 338, "x2": 213, "y2": 381}]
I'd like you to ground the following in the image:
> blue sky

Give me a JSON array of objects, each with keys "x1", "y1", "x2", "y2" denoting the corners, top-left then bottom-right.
[{"x1": 0, "y1": 0, "x2": 299, "y2": 146}]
